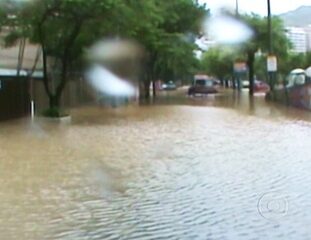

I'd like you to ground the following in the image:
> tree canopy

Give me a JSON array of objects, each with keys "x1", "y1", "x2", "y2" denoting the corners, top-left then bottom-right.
[
  {"x1": 2, "y1": 0, "x2": 206, "y2": 113},
  {"x1": 200, "y1": 13, "x2": 292, "y2": 94},
  {"x1": 200, "y1": 47, "x2": 236, "y2": 80}
]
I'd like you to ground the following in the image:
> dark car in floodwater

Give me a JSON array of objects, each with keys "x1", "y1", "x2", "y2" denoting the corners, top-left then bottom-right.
[{"x1": 188, "y1": 77, "x2": 217, "y2": 96}]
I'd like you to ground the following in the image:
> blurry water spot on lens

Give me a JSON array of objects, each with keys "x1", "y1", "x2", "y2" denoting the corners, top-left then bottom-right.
[
  {"x1": 23, "y1": 119, "x2": 48, "y2": 139},
  {"x1": 86, "y1": 65, "x2": 136, "y2": 100},
  {"x1": 87, "y1": 39, "x2": 144, "y2": 63},
  {"x1": 204, "y1": 15, "x2": 253, "y2": 45},
  {"x1": 87, "y1": 160, "x2": 127, "y2": 199},
  {"x1": 85, "y1": 39, "x2": 142, "y2": 106},
  {"x1": 181, "y1": 32, "x2": 196, "y2": 43}
]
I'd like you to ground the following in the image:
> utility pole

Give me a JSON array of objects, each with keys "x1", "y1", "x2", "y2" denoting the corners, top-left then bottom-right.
[
  {"x1": 235, "y1": 0, "x2": 239, "y2": 16},
  {"x1": 234, "y1": 0, "x2": 241, "y2": 91},
  {"x1": 267, "y1": 0, "x2": 276, "y2": 94},
  {"x1": 267, "y1": 0, "x2": 272, "y2": 54}
]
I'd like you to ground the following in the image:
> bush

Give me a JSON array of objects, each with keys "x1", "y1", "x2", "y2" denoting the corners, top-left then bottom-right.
[{"x1": 42, "y1": 107, "x2": 67, "y2": 118}]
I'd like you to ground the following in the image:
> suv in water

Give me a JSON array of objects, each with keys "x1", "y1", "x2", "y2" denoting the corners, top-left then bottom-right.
[
  {"x1": 162, "y1": 81, "x2": 177, "y2": 90},
  {"x1": 188, "y1": 76, "x2": 218, "y2": 96}
]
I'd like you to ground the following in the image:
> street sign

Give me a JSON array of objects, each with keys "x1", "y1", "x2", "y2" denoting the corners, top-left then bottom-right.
[{"x1": 267, "y1": 55, "x2": 277, "y2": 72}]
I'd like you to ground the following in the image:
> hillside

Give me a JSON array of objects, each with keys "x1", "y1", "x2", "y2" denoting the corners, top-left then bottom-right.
[{"x1": 279, "y1": 6, "x2": 311, "y2": 27}]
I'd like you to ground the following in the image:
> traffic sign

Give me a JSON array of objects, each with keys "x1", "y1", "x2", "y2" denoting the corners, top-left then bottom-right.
[{"x1": 267, "y1": 55, "x2": 277, "y2": 72}]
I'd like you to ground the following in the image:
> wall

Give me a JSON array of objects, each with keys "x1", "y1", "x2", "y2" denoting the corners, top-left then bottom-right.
[
  {"x1": 0, "y1": 77, "x2": 30, "y2": 121},
  {"x1": 32, "y1": 77, "x2": 94, "y2": 114}
]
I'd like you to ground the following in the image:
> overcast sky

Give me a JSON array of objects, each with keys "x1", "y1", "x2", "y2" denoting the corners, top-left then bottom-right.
[{"x1": 200, "y1": 0, "x2": 311, "y2": 16}]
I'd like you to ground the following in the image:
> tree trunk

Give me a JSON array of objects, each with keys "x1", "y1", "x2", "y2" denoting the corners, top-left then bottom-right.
[
  {"x1": 247, "y1": 51, "x2": 255, "y2": 96},
  {"x1": 55, "y1": 57, "x2": 68, "y2": 103},
  {"x1": 54, "y1": 21, "x2": 82, "y2": 106},
  {"x1": 140, "y1": 51, "x2": 156, "y2": 101},
  {"x1": 138, "y1": 74, "x2": 151, "y2": 101},
  {"x1": 40, "y1": 10, "x2": 84, "y2": 111},
  {"x1": 41, "y1": 47, "x2": 52, "y2": 98},
  {"x1": 152, "y1": 80, "x2": 156, "y2": 97},
  {"x1": 225, "y1": 78, "x2": 229, "y2": 88},
  {"x1": 144, "y1": 78, "x2": 151, "y2": 100},
  {"x1": 220, "y1": 78, "x2": 224, "y2": 86},
  {"x1": 49, "y1": 95, "x2": 60, "y2": 109}
]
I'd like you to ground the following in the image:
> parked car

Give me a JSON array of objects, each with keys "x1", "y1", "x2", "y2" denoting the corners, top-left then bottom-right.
[
  {"x1": 188, "y1": 78, "x2": 218, "y2": 96},
  {"x1": 254, "y1": 80, "x2": 270, "y2": 93},
  {"x1": 242, "y1": 80, "x2": 249, "y2": 88},
  {"x1": 239, "y1": 79, "x2": 270, "y2": 93},
  {"x1": 162, "y1": 81, "x2": 176, "y2": 90},
  {"x1": 286, "y1": 69, "x2": 306, "y2": 88}
]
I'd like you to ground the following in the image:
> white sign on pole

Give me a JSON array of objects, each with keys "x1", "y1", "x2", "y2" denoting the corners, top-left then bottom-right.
[{"x1": 267, "y1": 55, "x2": 277, "y2": 72}]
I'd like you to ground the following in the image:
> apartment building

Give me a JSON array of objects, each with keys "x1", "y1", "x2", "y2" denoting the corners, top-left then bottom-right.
[{"x1": 286, "y1": 27, "x2": 308, "y2": 53}]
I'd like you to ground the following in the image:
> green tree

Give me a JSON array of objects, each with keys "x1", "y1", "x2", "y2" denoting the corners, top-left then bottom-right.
[
  {"x1": 198, "y1": 14, "x2": 290, "y2": 91},
  {"x1": 278, "y1": 52, "x2": 311, "y2": 81},
  {"x1": 5, "y1": 0, "x2": 206, "y2": 108},
  {"x1": 200, "y1": 47, "x2": 236, "y2": 82},
  {"x1": 305, "y1": 52, "x2": 311, "y2": 68},
  {"x1": 6, "y1": 0, "x2": 119, "y2": 116},
  {"x1": 241, "y1": 14, "x2": 290, "y2": 95},
  {"x1": 124, "y1": 0, "x2": 206, "y2": 99}
]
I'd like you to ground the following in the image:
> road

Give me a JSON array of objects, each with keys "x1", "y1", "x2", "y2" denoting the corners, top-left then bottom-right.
[{"x1": 1, "y1": 89, "x2": 311, "y2": 239}]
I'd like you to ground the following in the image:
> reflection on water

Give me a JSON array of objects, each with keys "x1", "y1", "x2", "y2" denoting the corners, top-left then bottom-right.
[{"x1": 1, "y1": 90, "x2": 311, "y2": 239}]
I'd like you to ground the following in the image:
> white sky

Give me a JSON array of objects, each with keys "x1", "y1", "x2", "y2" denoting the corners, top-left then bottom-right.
[{"x1": 200, "y1": 0, "x2": 311, "y2": 16}]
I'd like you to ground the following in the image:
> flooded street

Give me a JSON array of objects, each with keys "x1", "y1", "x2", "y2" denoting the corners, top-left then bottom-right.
[{"x1": 1, "y1": 90, "x2": 311, "y2": 239}]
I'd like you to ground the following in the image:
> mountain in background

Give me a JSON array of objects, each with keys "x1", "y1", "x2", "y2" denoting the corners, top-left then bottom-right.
[{"x1": 279, "y1": 6, "x2": 311, "y2": 27}]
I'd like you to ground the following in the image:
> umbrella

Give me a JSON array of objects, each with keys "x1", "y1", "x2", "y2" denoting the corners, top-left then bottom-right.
[
  {"x1": 305, "y1": 66, "x2": 311, "y2": 77},
  {"x1": 290, "y1": 68, "x2": 305, "y2": 74}
]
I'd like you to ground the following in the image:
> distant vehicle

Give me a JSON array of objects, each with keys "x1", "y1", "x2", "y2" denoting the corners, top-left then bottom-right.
[
  {"x1": 162, "y1": 81, "x2": 176, "y2": 90},
  {"x1": 242, "y1": 80, "x2": 249, "y2": 88},
  {"x1": 214, "y1": 79, "x2": 221, "y2": 86},
  {"x1": 188, "y1": 75, "x2": 218, "y2": 96},
  {"x1": 286, "y1": 69, "x2": 306, "y2": 88},
  {"x1": 254, "y1": 80, "x2": 270, "y2": 93},
  {"x1": 239, "y1": 79, "x2": 269, "y2": 93}
]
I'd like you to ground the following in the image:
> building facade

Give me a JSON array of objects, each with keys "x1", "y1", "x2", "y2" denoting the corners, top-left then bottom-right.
[
  {"x1": 286, "y1": 27, "x2": 308, "y2": 53},
  {"x1": 305, "y1": 25, "x2": 311, "y2": 51}
]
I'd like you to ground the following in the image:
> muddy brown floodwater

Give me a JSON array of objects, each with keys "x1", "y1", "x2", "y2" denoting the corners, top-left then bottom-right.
[{"x1": 1, "y1": 90, "x2": 311, "y2": 239}]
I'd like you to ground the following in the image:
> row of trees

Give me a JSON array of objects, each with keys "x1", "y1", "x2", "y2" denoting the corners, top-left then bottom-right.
[
  {"x1": 200, "y1": 14, "x2": 295, "y2": 93},
  {"x1": 3, "y1": 1, "x2": 305, "y2": 111},
  {"x1": 0, "y1": 0, "x2": 206, "y2": 115}
]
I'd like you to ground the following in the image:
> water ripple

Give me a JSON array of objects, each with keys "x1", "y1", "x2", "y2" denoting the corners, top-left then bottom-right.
[{"x1": 1, "y1": 103, "x2": 311, "y2": 239}]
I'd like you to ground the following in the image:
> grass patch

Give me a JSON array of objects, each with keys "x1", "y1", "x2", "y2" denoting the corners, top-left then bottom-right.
[{"x1": 42, "y1": 107, "x2": 68, "y2": 118}]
